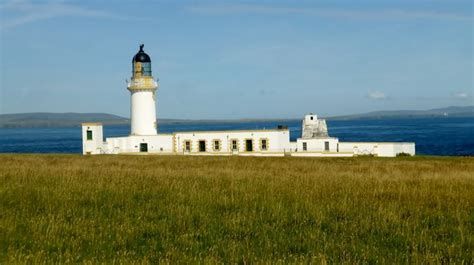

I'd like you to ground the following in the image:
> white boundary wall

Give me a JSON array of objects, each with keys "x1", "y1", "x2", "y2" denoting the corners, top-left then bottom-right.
[{"x1": 338, "y1": 142, "x2": 415, "y2": 157}]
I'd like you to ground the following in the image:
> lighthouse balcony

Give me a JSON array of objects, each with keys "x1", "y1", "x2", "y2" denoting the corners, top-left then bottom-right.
[{"x1": 127, "y1": 78, "x2": 158, "y2": 91}]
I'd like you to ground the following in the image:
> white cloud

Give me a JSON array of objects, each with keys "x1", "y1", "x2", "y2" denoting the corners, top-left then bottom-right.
[
  {"x1": 453, "y1": 91, "x2": 471, "y2": 100},
  {"x1": 367, "y1": 91, "x2": 387, "y2": 100},
  {"x1": 259, "y1": 88, "x2": 276, "y2": 96},
  {"x1": 185, "y1": 4, "x2": 472, "y2": 21},
  {"x1": 0, "y1": 0, "x2": 130, "y2": 31}
]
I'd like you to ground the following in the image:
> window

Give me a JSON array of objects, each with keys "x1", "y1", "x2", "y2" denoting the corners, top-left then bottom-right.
[
  {"x1": 310, "y1": 116, "x2": 314, "y2": 120},
  {"x1": 303, "y1": 142, "x2": 307, "y2": 151},
  {"x1": 184, "y1": 140, "x2": 191, "y2": 152},
  {"x1": 141, "y1": 62, "x2": 152, "y2": 76},
  {"x1": 245, "y1": 139, "x2": 253, "y2": 152},
  {"x1": 86, "y1": 130, "x2": 93, "y2": 140},
  {"x1": 325, "y1": 141, "x2": 330, "y2": 151},
  {"x1": 213, "y1": 140, "x2": 220, "y2": 151},
  {"x1": 199, "y1": 140, "x2": 206, "y2": 152},
  {"x1": 261, "y1": 139, "x2": 268, "y2": 151},
  {"x1": 231, "y1": 140, "x2": 238, "y2": 151}
]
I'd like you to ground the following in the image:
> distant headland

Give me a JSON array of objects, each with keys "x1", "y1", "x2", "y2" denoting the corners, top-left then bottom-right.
[{"x1": 1, "y1": 106, "x2": 472, "y2": 128}]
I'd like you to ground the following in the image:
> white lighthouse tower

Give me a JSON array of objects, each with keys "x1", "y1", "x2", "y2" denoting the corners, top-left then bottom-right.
[{"x1": 127, "y1": 44, "x2": 158, "y2": 135}]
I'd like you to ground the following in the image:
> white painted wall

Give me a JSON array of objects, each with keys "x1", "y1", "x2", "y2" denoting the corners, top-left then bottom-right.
[
  {"x1": 288, "y1": 142, "x2": 298, "y2": 152},
  {"x1": 100, "y1": 129, "x2": 291, "y2": 156},
  {"x1": 130, "y1": 90, "x2": 157, "y2": 136},
  {"x1": 296, "y1": 138, "x2": 339, "y2": 152},
  {"x1": 105, "y1": 134, "x2": 173, "y2": 154},
  {"x1": 174, "y1": 129, "x2": 290, "y2": 155},
  {"x1": 394, "y1": 142, "x2": 416, "y2": 156},
  {"x1": 82, "y1": 123, "x2": 104, "y2": 155}
]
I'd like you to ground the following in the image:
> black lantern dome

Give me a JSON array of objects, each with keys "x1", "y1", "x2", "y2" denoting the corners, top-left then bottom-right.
[{"x1": 132, "y1": 44, "x2": 151, "y2": 63}]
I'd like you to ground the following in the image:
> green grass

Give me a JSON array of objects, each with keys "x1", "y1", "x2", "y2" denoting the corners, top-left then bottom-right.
[{"x1": 1, "y1": 155, "x2": 473, "y2": 263}]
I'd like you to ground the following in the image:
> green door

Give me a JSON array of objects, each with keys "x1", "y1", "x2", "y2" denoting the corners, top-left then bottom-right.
[
  {"x1": 199, "y1": 141, "x2": 206, "y2": 152},
  {"x1": 140, "y1": 143, "x2": 148, "y2": 152},
  {"x1": 246, "y1": 139, "x2": 253, "y2": 152}
]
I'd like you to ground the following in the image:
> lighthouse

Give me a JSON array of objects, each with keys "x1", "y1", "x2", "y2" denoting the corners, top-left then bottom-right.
[
  {"x1": 81, "y1": 44, "x2": 415, "y2": 157},
  {"x1": 127, "y1": 44, "x2": 158, "y2": 135}
]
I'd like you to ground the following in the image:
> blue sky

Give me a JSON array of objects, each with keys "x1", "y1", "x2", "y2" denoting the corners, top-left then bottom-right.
[{"x1": 1, "y1": 0, "x2": 472, "y2": 119}]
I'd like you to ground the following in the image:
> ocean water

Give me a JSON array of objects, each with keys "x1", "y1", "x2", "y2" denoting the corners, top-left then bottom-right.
[{"x1": 0, "y1": 117, "x2": 473, "y2": 156}]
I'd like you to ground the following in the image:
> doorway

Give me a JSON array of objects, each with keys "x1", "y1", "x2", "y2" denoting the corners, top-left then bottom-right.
[
  {"x1": 199, "y1": 140, "x2": 206, "y2": 152},
  {"x1": 246, "y1": 139, "x2": 253, "y2": 152},
  {"x1": 140, "y1": 143, "x2": 148, "y2": 152}
]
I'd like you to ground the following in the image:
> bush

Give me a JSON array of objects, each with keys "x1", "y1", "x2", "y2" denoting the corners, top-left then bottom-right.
[{"x1": 396, "y1": 152, "x2": 412, "y2": 157}]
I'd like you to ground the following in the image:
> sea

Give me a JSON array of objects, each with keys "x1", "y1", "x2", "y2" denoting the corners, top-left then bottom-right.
[{"x1": 0, "y1": 117, "x2": 473, "y2": 156}]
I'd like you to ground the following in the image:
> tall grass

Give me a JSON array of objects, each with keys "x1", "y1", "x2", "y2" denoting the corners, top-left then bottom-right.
[{"x1": 1, "y1": 155, "x2": 473, "y2": 263}]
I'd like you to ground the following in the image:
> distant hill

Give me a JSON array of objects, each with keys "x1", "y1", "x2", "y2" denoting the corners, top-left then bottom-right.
[
  {"x1": 327, "y1": 106, "x2": 474, "y2": 120},
  {"x1": 0, "y1": 113, "x2": 129, "y2": 128},
  {"x1": 0, "y1": 112, "x2": 253, "y2": 128},
  {"x1": 1, "y1": 106, "x2": 472, "y2": 128},
  {"x1": 0, "y1": 112, "x2": 296, "y2": 128}
]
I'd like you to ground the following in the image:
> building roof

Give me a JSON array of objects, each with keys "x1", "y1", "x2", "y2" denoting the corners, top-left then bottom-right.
[{"x1": 82, "y1": 122, "x2": 103, "y2": 126}]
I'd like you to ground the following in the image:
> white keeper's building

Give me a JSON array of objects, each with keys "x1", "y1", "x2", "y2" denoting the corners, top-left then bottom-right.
[{"x1": 82, "y1": 45, "x2": 415, "y2": 157}]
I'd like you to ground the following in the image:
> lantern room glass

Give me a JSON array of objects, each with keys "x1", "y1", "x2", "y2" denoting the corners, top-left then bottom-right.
[{"x1": 133, "y1": 62, "x2": 152, "y2": 77}]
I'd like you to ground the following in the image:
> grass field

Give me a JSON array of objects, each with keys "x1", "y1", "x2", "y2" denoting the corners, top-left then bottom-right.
[{"x1": 1, "y1": 155, "x2": 473, "y2": 263}]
